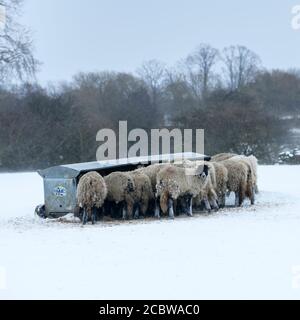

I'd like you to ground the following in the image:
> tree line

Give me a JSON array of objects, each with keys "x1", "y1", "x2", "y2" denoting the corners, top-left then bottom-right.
[{"x1": 1, "y1": 50, "x2": 300, "y2": 171}]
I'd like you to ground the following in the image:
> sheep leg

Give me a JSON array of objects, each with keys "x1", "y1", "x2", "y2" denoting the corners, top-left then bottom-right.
[
  {"x1": 245, "y1": 183, "x2": 255, "y2": 206},
  {"x1": 103, "y1": 202, "x2": 109, "y2": 216},
  {"x1": 92, "y1": 207, "x2": 97, "y2": 225},
  {"x1": 122, "y1": 203, "x2": 127, "y2": 220},
  {"x1": 250, "y1": 191, "x2": 255, "y2": 205},
  {"x1": 181, "y1": 196, "x2": 189, "y2": 215},
  {"x1": 181, "y1": 197, "x2": 187, "y2": 214},
  {"x1": 239, "y1": 187, "x2": 245, "y2": 207},
  {"x1": 235, "y1": 192, "x2": 240, "y2": 207},
  {"x1": 211, "y1": 199, "x2": 219, "y2": 211},
  {"x1": 251, "y1": 187, "x2": 256, "y2": 205},
  {"x1": 220, "y1": 194, "x2": 226, "y2": 208},
  {"x1": 187, "y1": 197, "x2": 193, "y2": 217},
  {"x1": 117, "y1": 203, "x2": 123, "y2": 219},
  {"x1": 82, "y1": 208, "x2": 88, "y2": 225},
  {"x1": 239, "y1": 197, "x2": 244, "y2": 207},
  {"x1": 203, "y1": 198, "x2": 212, "y2": 213},
  {"x1": 127, "y1": 201, "x2": 134, "y2": 220},
  {"x1": 134, "y1": 204, "x2": 140, "y2": 219},
  {"x1": 168, "y1": 198, "x2": 175, "y2": 219},
  {"x1": 154, "y1": 198, "x2": 161, "y2": 219},
  {"x1": 217, "y1": 195, "x2": 223, "y2": 208},
  {"x1": 173, "y1": 199, "x2": 178, "y2": 215},
  {"x1": 98, "y1": 207, "x2": 104, "y2": 220},
  {"x1": 140, "y1": 202, "x2": 148, "y2": 217}
]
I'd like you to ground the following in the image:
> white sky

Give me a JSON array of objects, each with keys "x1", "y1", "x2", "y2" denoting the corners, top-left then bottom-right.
[{"x1": 20, "y1": 0, "x2": 300, "y2": 84}]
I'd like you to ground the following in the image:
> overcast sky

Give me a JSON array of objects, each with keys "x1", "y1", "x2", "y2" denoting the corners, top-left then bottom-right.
[{"x1": 20, "y1": 0, "x2": 300, "y2": 84}]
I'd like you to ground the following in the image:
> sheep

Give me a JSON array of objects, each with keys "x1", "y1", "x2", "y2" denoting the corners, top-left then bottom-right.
[
  {"x1": 220, "y1": 159, "x2": 248, "y2": 207},
  {"x1": 104, "y1": 172, "x2": 136, "y2": 220},
  {"x1": 177, "y1": 160, "x2": 219, "y2": 212},
  {"x1": 129, "y1": 170, "x2": 154, "y2": 219},
  {"x1": 210, "y1": 162, "x2": 228, "y2": 208},
  {"x1": 174, "y1": 159, "x2": 229, "y2": 210},
  {"x1": 236, "y1": 157, "x2": 255, "y2": 205},
  {"x1": 76, "y1": 171, "x2": 107, "y2": 225},
  {"x1": 213, "y1": 153, "x2": 258, "y2": 195},
  {"x1": 230, "y1": 155, "x2": 257, "y2": 204},
  {"x1": 176, "y1": 160, "x2": 220, "y2": 212},
  {"x1": 211, "y1": 153, "x2": 237, "y2": 162},
  {"x1": 135, "y1": 163, "x2": 167, "y2": 217},
  {"x1": 156, "y1": 163, "x2": 209, "y2": 219}
]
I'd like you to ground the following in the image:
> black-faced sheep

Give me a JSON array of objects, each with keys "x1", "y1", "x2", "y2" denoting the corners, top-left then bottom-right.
[
  {"x1": 178, "y1": 160, "x2": 218, "y2": 212},
  {"x1": 176, "y1": 160, "x2": 219, "y2": 212},
  {"x1": 76, "y1": 171, "x2": 107, "y2": 225},
  {"x1": 197, "y1": 162, "x2": 219, "y2": 212},
  {"x1": 156, "y1": 163, "x2": 209, "y2": 219}
]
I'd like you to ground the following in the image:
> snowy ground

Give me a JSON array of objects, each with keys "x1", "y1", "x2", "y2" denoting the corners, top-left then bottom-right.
[{"x1": 0, "y1": 166, "x2": 300, "y2": 300}]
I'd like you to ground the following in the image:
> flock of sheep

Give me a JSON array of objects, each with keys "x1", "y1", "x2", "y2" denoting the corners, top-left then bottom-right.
[{"x1": 77, "y1": 153, "x2": 258, "y2": 225}]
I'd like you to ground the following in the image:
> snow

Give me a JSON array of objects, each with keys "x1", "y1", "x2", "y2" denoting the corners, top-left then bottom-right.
[{"x1": 0, "y1": 166, "x2": 300, "y2": 300}]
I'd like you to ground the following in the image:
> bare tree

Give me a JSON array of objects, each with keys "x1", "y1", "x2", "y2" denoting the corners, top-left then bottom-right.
[
  {"x1": 0, "y1": 0, "x2": 39, "y2": 84},
  {"x1": 185, "y1": 43, "x2": 219, "y2": 99},
  {"x1": 137, "y1": 59, "x2": 166, "y2": 105},
  {"x1": 222, "y1": 45, "x2": 261, "y2": 91}
]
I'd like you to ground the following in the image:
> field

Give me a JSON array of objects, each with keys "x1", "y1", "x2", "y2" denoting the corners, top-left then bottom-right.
[{"x1": 0, "y1": 166, "x2": 300, "y2": 299}]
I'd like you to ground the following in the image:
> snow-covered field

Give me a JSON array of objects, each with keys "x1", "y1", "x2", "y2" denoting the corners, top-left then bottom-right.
[{"x1": 0, "y1": 166, "x2": 300, "y2": 300}]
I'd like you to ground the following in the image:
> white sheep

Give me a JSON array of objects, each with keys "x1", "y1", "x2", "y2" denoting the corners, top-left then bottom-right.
[
  {"x1": 104, "y1": 172, "x2": 136, "y2": 220},
  {"x1": 135, "y1": 163, "x2": 167, "y2": 217},
  {"x1": 130, "y1": 170, "x2": 154, "y2": 219},
  {"x1": 220, "y1": 159, "x2": 248, "y2": 207},
  {"x1": 212, "y1": 153, "x2": 258, "y2": 194},
  {"x1": 77, "y1": 171, "x2": 108, "y2": 225},
  {"x1": 156, "y1": 163, "x2": 209, "y2": 219},
  {"x1": 210, "y1": 161, "x2": 228, "y2": 208},
  {"x1": 230, "y1": 155, "x2": 256, "y2": 205},
  {"x1": 214, "y1": 153, "x2": 258, "y2": 203}
]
